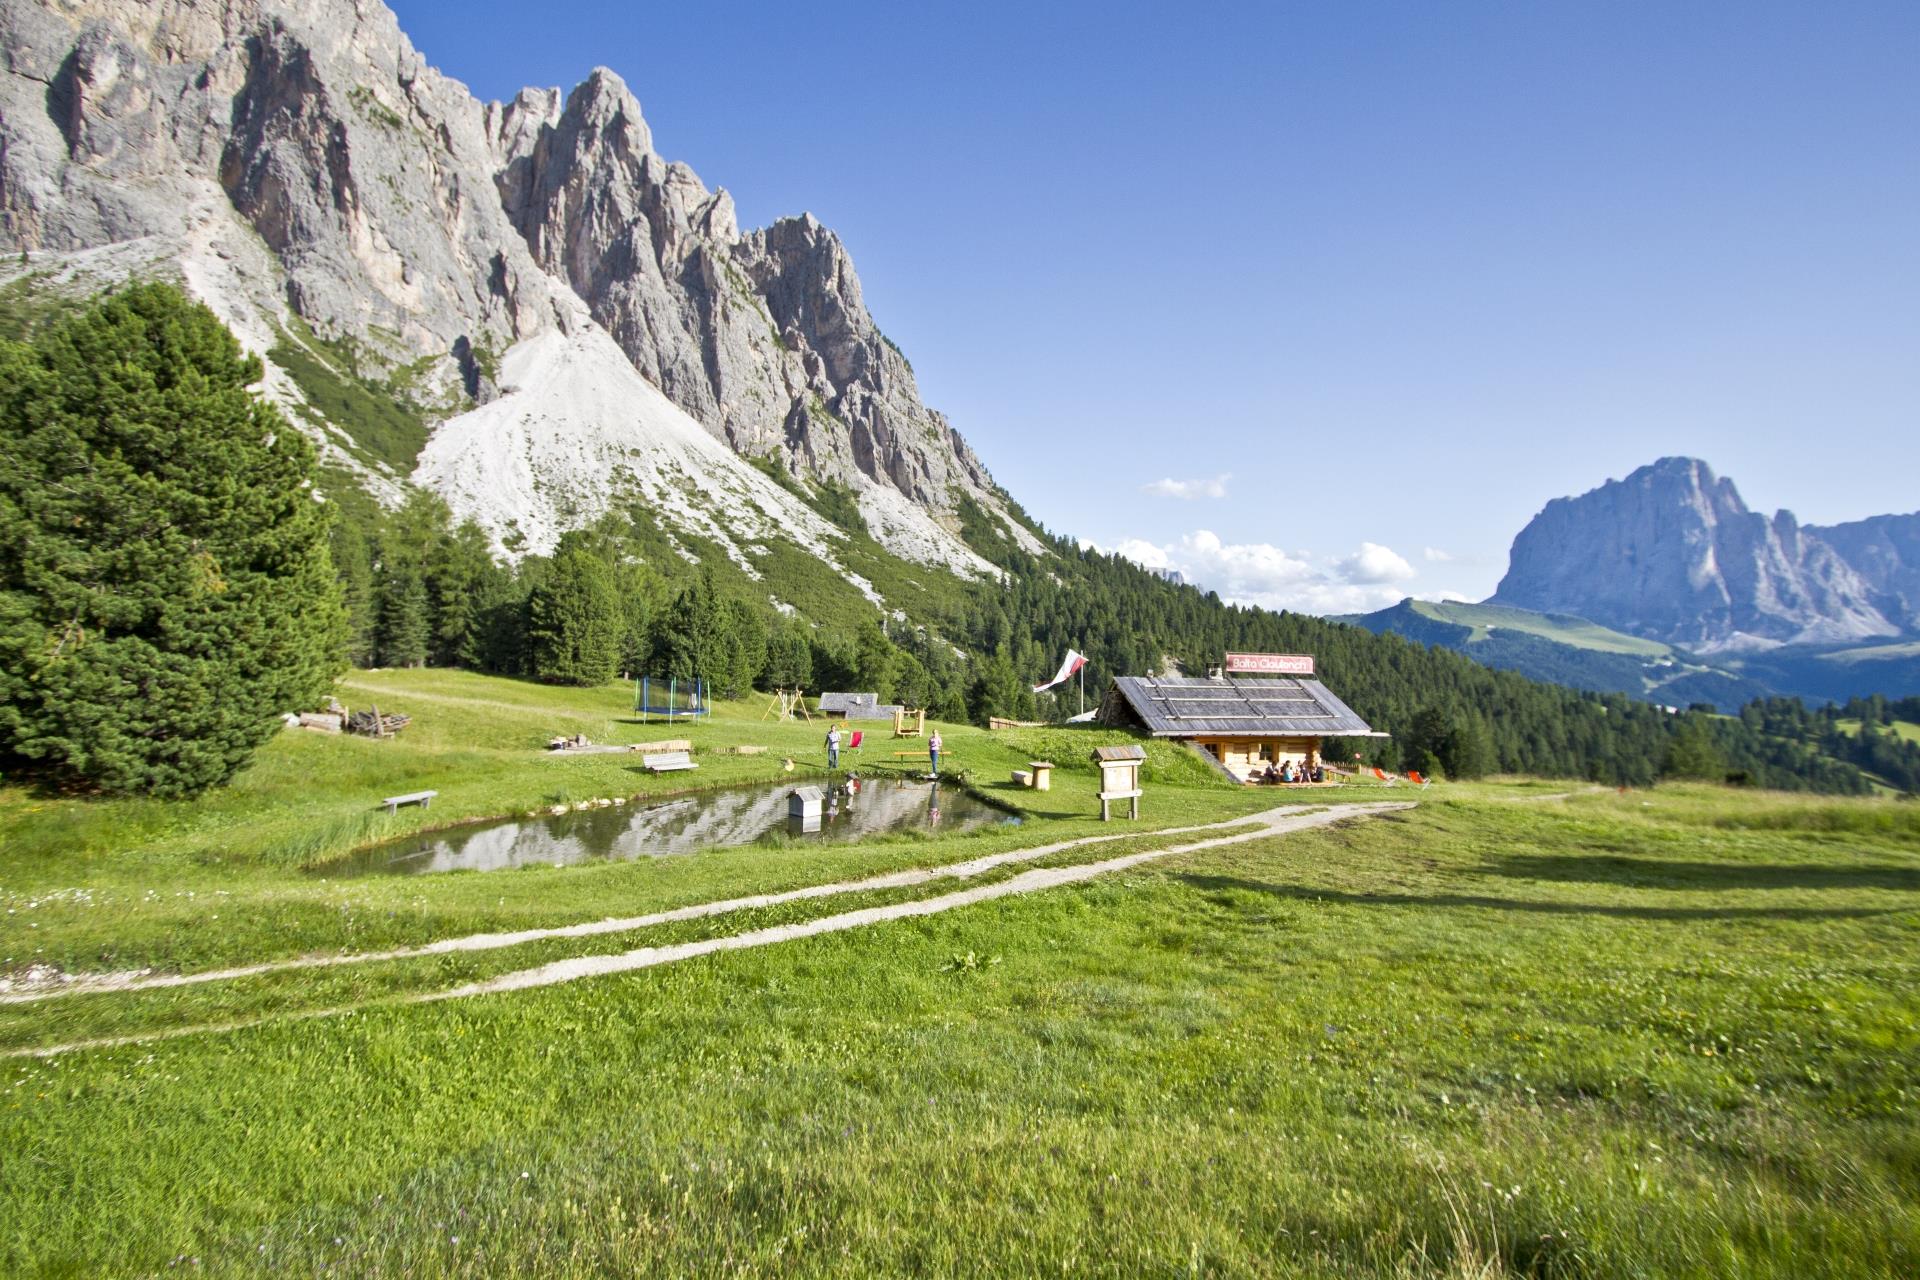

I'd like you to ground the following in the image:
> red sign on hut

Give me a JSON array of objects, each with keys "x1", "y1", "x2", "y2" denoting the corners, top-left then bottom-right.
[{"x1": 1223, "y1": 652, "x2": 1315, "y2": 676}]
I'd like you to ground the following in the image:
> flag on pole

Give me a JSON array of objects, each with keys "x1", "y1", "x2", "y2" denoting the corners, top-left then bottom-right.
[{"x1": 1033, "y1": 649, "x2": 1088, "y2": 693}]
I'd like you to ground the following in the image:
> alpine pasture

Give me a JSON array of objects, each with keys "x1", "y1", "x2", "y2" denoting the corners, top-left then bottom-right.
[{"x1": 3, "y1": 670, "x2": 1917, "y2": 1276}]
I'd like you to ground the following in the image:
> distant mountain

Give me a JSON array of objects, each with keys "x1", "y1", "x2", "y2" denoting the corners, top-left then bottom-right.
[
  {"x1": 1808, "y1": 513, "x2": 1920, "y2": 637},
  {"x1": 1491, "y1": 457, "x2": 1917, "y2": 653}
]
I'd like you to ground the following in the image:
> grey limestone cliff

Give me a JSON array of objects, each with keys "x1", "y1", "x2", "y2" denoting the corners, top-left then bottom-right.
[
  {"x1": 0, "y1": 0, "x2": 1026, "y2": 567},
  {"x1": 487, "y1": 67, "x2": 997, "y2": 509},
  {"x1": 1491, "y1": 457, "x2": 1910, "y2": 652}
]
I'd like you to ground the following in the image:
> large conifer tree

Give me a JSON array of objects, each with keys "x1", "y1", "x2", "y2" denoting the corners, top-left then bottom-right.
[
  {"x1": 528, "y1": 534, "x2": 620, "y2": 685},
  {"x1": 0, "y1": 284, "x2": 345, "y2": 796}
]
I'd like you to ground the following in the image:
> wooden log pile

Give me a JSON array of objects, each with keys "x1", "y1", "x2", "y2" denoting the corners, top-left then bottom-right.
[{"x1": 346, "y1": 704, "x2": 411, "y2": 737}]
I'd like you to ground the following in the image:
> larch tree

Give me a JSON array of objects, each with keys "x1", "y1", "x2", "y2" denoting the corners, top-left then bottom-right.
[{"x1": 0, "y1": 284, "x2": 345, "y2": 797}]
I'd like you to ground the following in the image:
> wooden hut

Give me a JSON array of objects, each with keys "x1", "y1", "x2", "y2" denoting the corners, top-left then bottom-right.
[{"x1": 1096, "y1": 667, "x2": 1383, "y2": 782}]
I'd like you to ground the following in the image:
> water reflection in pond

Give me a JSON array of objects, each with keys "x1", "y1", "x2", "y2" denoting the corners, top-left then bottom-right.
[{"x1": 326, "y1": 779, "x2": 1018, "y2": 876}]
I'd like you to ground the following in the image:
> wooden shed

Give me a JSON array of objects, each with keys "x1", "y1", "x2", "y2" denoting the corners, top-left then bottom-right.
[{"x1": 1096, "y1": 671, "x2": 1383, "y2": 782}]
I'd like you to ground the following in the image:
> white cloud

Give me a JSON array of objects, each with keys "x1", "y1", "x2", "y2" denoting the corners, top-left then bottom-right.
[
  {"x1": 1422, "y1": 546, "x2": 1454, "y2": 562},
  {"x1": 1108, "y1": 530, "x2": 1420, "y2": 615},
  {"x1": 1141, "y1": 473, "x2": 1231, "y2": 500},
  {"x1": 1335, "y1": 541, "x2": 1416, "y2": 585}
]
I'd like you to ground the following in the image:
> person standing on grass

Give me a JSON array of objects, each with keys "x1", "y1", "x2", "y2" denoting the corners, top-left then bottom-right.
[
  {"x1": 826, "y1": 724, "x2": 841, "y2": 770},
  {"x1": 928, "y1": 729, "x2": 943, "y2": 778}
]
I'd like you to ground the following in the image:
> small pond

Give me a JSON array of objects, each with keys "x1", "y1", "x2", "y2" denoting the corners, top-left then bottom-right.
[{"x1": 323, "y1": 779, "x2": 1020, "y2": 877}]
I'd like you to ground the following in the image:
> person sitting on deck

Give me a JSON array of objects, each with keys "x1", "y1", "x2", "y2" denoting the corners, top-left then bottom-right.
[
  {"x1": 1278, "y1": 761, "x2": 1295, "y2": 784},
  {"x1": 1312, "y1": 763, "x2": 1325, "y2": 783},
  {"x1": 1258, "y1": 762, "x2": 1279, "y2": 785}
]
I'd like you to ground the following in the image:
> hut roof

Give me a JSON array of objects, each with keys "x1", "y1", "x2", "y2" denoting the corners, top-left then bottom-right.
[
  {"x1": 1091, "y1": 744, "x2": 1148, "y2": 762},
  {"x1": 1103, "y1": 675, "x2": 1379, "y2": 738}
]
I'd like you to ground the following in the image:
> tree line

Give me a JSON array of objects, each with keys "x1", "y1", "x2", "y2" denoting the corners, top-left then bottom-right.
[{"x1": 3, "y1": 286, "x2": 1905, "y2": 798}]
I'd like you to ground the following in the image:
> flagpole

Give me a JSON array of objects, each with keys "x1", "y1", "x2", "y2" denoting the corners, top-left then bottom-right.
[{"x1": 1078, "y1": 662, "x2": 1085, "y2": 716}]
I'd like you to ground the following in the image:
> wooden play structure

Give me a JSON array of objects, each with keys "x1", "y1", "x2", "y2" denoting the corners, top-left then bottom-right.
[
  {"x1": 1091, "y1": 745, "x2": 1146, "y2": 821},
  {"x1": 763, "y1": 686, "x2": 811, "y2": 722},
  {"x1": 892, "y1": 707, "x2": 926, "y2": 737}
]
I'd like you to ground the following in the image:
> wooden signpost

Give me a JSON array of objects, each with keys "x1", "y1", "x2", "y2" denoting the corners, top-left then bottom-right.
[{"x1": 1091, "y1": 745, "x2": 1146, "y2": 820}]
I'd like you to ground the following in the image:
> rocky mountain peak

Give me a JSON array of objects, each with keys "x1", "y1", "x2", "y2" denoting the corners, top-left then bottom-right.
[
  {"x1": 2, "y1": 0, "x2": 1032, "y2": 578},
  {"x1": 1492, "y1": 458, "x2": 1906, "y2": 652}
]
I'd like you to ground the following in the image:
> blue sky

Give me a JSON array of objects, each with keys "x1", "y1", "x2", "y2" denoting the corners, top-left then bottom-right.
[{"x1": 391, "y1": 0, "x2": 1919, "y2": 612}]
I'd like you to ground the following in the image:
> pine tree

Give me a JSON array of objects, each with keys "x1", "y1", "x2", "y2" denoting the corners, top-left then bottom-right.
[
  {"x1": 851, "y1": 621, "x2": 901, "y2": 699},
  {"x1": 528, "y1": 537, "x2": 620, "y2": 685},
  {"x1": 330, "y1": 517, "x2": 376, "y2": 667},
  {"x1": 0, "y1": 284, "x2": 345, "y2": 797},
  {"x1": 966, "y1": 653, "x2": 1025, "y2": 726},
  {"x1": 656, "y1": 567, "x2": 733, "y2": 691},
  {"x1": 374, "y1": 560, "x2": 430, "y2": 668},
  {"x1": 426, "y1": 519, "x2": 502, "y2": 667},
  {"x1": 1661, "y1": 715, "x2": 1727, "y2": 781},
  {"x1": 612, "y1": 559, "x2": 659, "y2": 678},
  {"x1": 764, "y1": 621, "x2": 814, "y2": 690},
  {"x1": 1402, "y1": 706, "x2": 1453, "y2": 777},
  {"x1": 723, "y1": 599, "x2": 767, "y2": 697},
  {"x1": 1442, "y1": 711, "x2": 1497, "y2": 780}
]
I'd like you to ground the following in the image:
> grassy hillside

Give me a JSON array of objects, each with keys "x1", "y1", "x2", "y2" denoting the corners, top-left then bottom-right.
[
  {"x1": 1345, "y1": 598, "x2": 1774, "y2": 710},
  {"x1": 1838, "y1": 718, "x2": 1920, "y2": 744},
  {"x1": 1722, "y1": 641, "x2": 1920, "y2": 703},
  {"x1": 3, "y1": 685, "x2": 1916, "y2": 1274},
  {"x1": 0, "y1": 668, "x2": 1260, "y2": 974},
  {"x1": 1402, "y1": 599, "x2": 1673, "y2": 656},
  {"x1": 1347, "y1": 598, "x2": 1920, "y2": 710}
]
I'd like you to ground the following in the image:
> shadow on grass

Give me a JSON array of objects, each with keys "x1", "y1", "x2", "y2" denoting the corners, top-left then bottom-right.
[
  {"x1": 1173, "y1": 873, "x2": 1910, "y2": 922},
  {"x1": 1487, "y1": 854, "x2": 1920, "y2": 893}
]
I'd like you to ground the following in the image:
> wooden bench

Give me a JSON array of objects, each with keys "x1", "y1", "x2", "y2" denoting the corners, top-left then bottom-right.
[
  {"x1": 380, "y1": 790, "x2": 437, "y2": 814},
  {"x1": 641, "y1": 751, "x2": 698, "y2": 774},
  {"x1": 1011, "y1": 769, "x2": 1032, "y2": 787}
]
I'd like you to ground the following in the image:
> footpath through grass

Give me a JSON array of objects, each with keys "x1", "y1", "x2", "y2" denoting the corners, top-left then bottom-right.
[
  {"x1": 4, "y1": 670, "x2": 1918, "y2": 1275},
  {"x1": 0, "y1": 766, "x2": 1915, "y2": 1274}
]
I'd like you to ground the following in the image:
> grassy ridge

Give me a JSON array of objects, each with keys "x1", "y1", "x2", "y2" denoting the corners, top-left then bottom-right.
[{"x1": 1409, "y1": 600, "x2": 1674, "y2": 657}]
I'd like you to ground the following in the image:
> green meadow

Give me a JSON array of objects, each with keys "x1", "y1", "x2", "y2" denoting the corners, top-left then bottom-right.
[{"x1": 3, "y1": 670, "x2": 1918, "y2": 1277}]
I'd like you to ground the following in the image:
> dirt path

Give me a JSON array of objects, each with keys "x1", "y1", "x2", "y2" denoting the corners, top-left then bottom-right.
[
  {"x1": 6, "y1": 806, "x2": 1322, "y2": 1005},
  {"x1": 431, "y1": 802, "x2": 1410, "y2": 1001},
  {"x1": 7, "y1": 803, "x2": 1411, "y2": 1058},
  {"x1": 334, "y1": 680, "x2": 587, "y2": 718}
]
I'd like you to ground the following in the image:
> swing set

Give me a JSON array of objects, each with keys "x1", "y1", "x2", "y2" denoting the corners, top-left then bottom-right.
[{"x1": 633, "y1": 675, "x2": 710, "y2": 724}]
